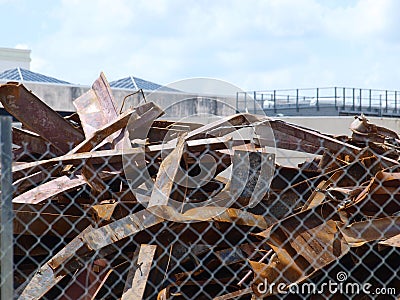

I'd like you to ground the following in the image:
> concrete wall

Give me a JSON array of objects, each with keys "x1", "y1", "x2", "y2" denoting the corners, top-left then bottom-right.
[
  {"x1": 20, "y1": 82, "x2": 88, "y2": 111},
  {"x1": 3, "y1": 82, "x2": 237, "y2": 117}
]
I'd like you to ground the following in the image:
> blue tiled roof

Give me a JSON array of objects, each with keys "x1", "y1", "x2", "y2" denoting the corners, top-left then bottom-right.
[
  {"x1": 110, "y1": 76, "x2": 165, "y2": 91},
  {"x1": 0, "y1": 68, "x2": 71, "y2": 84}
]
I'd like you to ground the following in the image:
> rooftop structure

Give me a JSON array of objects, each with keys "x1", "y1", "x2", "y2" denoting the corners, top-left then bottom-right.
[{"x1": 0, "y1": 47, "x2": 31, "y2": 72}]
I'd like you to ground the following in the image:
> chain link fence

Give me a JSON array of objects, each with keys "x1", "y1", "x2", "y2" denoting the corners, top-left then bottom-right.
[{"x1": 0, "y1": 76, "x2": 399, "y2": 299}]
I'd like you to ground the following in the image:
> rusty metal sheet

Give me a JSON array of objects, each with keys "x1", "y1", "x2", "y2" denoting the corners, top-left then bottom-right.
[
  {"x1": 270, "y1": 119, "x2": 399, "y2": 167},
  {"x1": 149, "y1": 133, "x2": 187, "y2": 207},
  {"x1": 81, "y1": 161, "x2": 108, "y2": 195},
  {"x1": 184, "y1": 113, "x2": 261, "y2": 141},
  {"x1": 12, "y1": 171, "x2": 49, "y2": 196},
  {"x1": 60, "y1": 259, "x2": 113, "y2": 300},
  {"x1": 302, "y1": 171, "x2": 343, "y2": 211},
  {"x1": 12, "y1": 148, "x2": 143, "y2": 181},
  {"x1": 70, "y1": 102, "x2": 163, "y2": 153},
  {"x1": 73, "y1": 73, "x2": 118, "y2": 136},
  {"x1": 12, "y1": 135, "x2": 231, "y2": 181},
  {"x1": 340, "y1": 216, "x2": 400, "y2": 247},
  {"x1": 12, "y1": 127, "x2": 62, "y2": 158},
  {"x1": 213, "y1": 288, "x2": 252, "y2": 300},
  {"x1": 270, "y1": 119, "x2": 361, "y2": 155},
  {"x1": 121, "y1": 244, "x2": 157, "y2": 300},
  {"x1": 89, "y1": 202, "x2": 118, "y2": 224},
  {"x1": 351, "y1": 114, "x2": 399, "y2": 143},
  {"x1": 0, "y1": 82, "x2": 84, "y2": 152},
  {"x1": 73, "y1": 72, "x2": 131, "y2": 149},
  {"x1": 21, "y1": 205, "x2": 271, "y2": 299},
  {"x1": 148, "y1": 126, "x2": 188, "y2": 143},
  {"x1": 13, "y1": 209, "x2": 90, "y2": 238},
  {"x1": 251, "y1": 202, "x2": 349, "y2": 296},
  {"x1": 379, "y1": 233, "x2": 400, "y2": 248},
  {"x1": 341, "y1": 171, "x2": 400, "y2": 216},
  {"x1": 152, "y1": 120, "x2": 203, "y2": 130},
  {"x1": 255, "y1": 129, "x2": 324, "y2": 155},
  {"x1": 12, "y1": 175, "x2": 86, "y2": 204},
  {"x1": 230, "y1": 149, "x2": 275, "y2": 208},
  {"x1": 19, "y1": 226, "x2": 94, "y2": 300}
]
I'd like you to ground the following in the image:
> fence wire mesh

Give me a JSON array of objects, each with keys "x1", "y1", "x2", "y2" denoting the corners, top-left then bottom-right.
[{"x1": 0, "y1": 77, "x2": 399, "y2": 300}]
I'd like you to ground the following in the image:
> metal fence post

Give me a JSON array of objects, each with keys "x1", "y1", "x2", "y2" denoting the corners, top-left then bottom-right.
[
  {"x1": 385, "y1": 90, "x2": 388, "y2": 113},
  {"x1": 273, "y1": 90, "x2": 276, "y2": 114},
  {"x1": 0, "y1": 116, "x2": 13, "y2": 300},
  {"x1": 316, "y1": 88, "x2": 319, "y2": 111},
  {"x1": 261, "y1": 93, "x2": 264, "y2": 109},
  {"x1": 253, "y1": 91, "x2": 257, "y2": 114},
  {"x1": 395, "y1": 91, "x2": 398, "y2": 114},
  {"x1": 235, "y1": 92, "x2": 239, "y2": 112},
  {"x1": 296, "y1": 89, "x2": 299, "y2": 112},
  {"x1": 352, "y1": 88, "x2": 355, "y2": 111},
  {"x1": 342, "y1": 88, "x2": 346, "y2": 110},
  {"x1": 244, "y1": 92, "x2": 247, "y2": 112},
  {"x1": 359, "y1": 89, "x2": 362, "y2": 111},
  {"x1": 334, "y1": 87, "x2": 337, "y2": 110},
  {"x1": 369, "y1": 89, "x2": 372, "y2": 112}
]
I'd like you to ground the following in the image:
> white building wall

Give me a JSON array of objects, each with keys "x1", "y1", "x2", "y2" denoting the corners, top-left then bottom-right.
[{"x1": 0, "y1": 47, "x2": 31, "y2": 72}]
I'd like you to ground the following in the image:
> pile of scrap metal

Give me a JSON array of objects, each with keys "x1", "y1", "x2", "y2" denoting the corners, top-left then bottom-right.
[{"x1": 1, "y1": 74, "x2": 399, "y2": 300}]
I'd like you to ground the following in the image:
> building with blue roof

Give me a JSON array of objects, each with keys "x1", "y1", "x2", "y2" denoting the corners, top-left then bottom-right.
[
  {"x1": 0, "y1": 67, "x2": 71, "y2": 85},
  {"x1": 110, "y1": 76, "x2": 164, "y2": 91}
]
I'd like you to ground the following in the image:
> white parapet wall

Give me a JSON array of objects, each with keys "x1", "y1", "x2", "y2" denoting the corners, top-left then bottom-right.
[{"x1": 0, "y1": 47, "x2": 31, "y2": 72}]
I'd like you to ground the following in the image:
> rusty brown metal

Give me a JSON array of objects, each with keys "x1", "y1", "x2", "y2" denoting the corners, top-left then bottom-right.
[
  {"x1": 185, "y1": 113, "x2": 261, "y2": 141},
  {"x1": 213, "y1": 288, "x2": 252, "y2": 300},
  {"x1": 251, "y1": 202, "x2": 349, "y2": 296},
  {"x1": 0, "y1": 82, "x2": 84, "y2": 152},
  {"x1": 12, "y1": 135, "x2": 232, "y2": 182},
  {"x1": 73, "y1": 72, "x2": 133, "y2": 150},
  {"x1": 19, "y1": 226, "x2": 94, "y2": 300},
  {"x1": 350, "y1": 114, "x2": 399, "y2": 143},
  {"x1": 340, "y1": 216, "x2": 400, "y2": 247},
  {"x1": 13, "y1": 208, "x2": 90, "y2": 238},
  {"x1": 121, "y1": 244, "x2": 157, "y2": 300},
  {"x1": 149, "y1": 133, "x2": 187, "y2": 207},
  {"x1": 12, "y1": 127, "x2": 62, "y2": 159},
  {"x1": 12, "y1": 175, "x2": 86, "y2": 204},
  {"x1": 379, "y1": 233, "x2": 400, "y2": 248},
  {"x1": 342, "y1": 171, "x2": 400, "y2": 216},
  {"x1": 69, "y1": 102, "x2": 163, "y2": 154},
  {"x1": 8, "y1": 75, "x2": 400, "y2": 300},
  {"x1": 269, "y1": 119, "x2": 399, "y2": 167}
]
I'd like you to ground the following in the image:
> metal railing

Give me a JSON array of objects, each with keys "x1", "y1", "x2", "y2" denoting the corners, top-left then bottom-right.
[{"x1": 237, "y1": 87, "x2": 400, "y2": 116}]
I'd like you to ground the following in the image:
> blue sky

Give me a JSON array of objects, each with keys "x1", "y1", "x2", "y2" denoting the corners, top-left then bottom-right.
[{"x1": 1, "y1": 0, "x2": 400, "y2": 91}]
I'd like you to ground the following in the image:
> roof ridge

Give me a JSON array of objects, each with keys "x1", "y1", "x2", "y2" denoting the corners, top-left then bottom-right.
[
  {"x1": 17, "y1": 67, "x2": 23, "y2": 81},
  {"x1": 130, "y1": 75, "x2": 139, "y2": 90}
]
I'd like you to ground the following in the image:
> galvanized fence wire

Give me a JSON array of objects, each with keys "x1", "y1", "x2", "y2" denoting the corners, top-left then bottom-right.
[
  {"x1": 1, "y1": 80, "x2": 400, "y2": 300},
  {"x1": 6, "y1": 124, "x2": 400, "y2": 300}
]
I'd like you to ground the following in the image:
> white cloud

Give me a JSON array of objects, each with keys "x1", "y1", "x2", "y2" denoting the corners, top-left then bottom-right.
[
  {"x1": 27, "y1": 0, "x2": 400, "y2": 90},
  {"x1": 14, "y1": 44, "x2": 29, "y2": 50}
]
